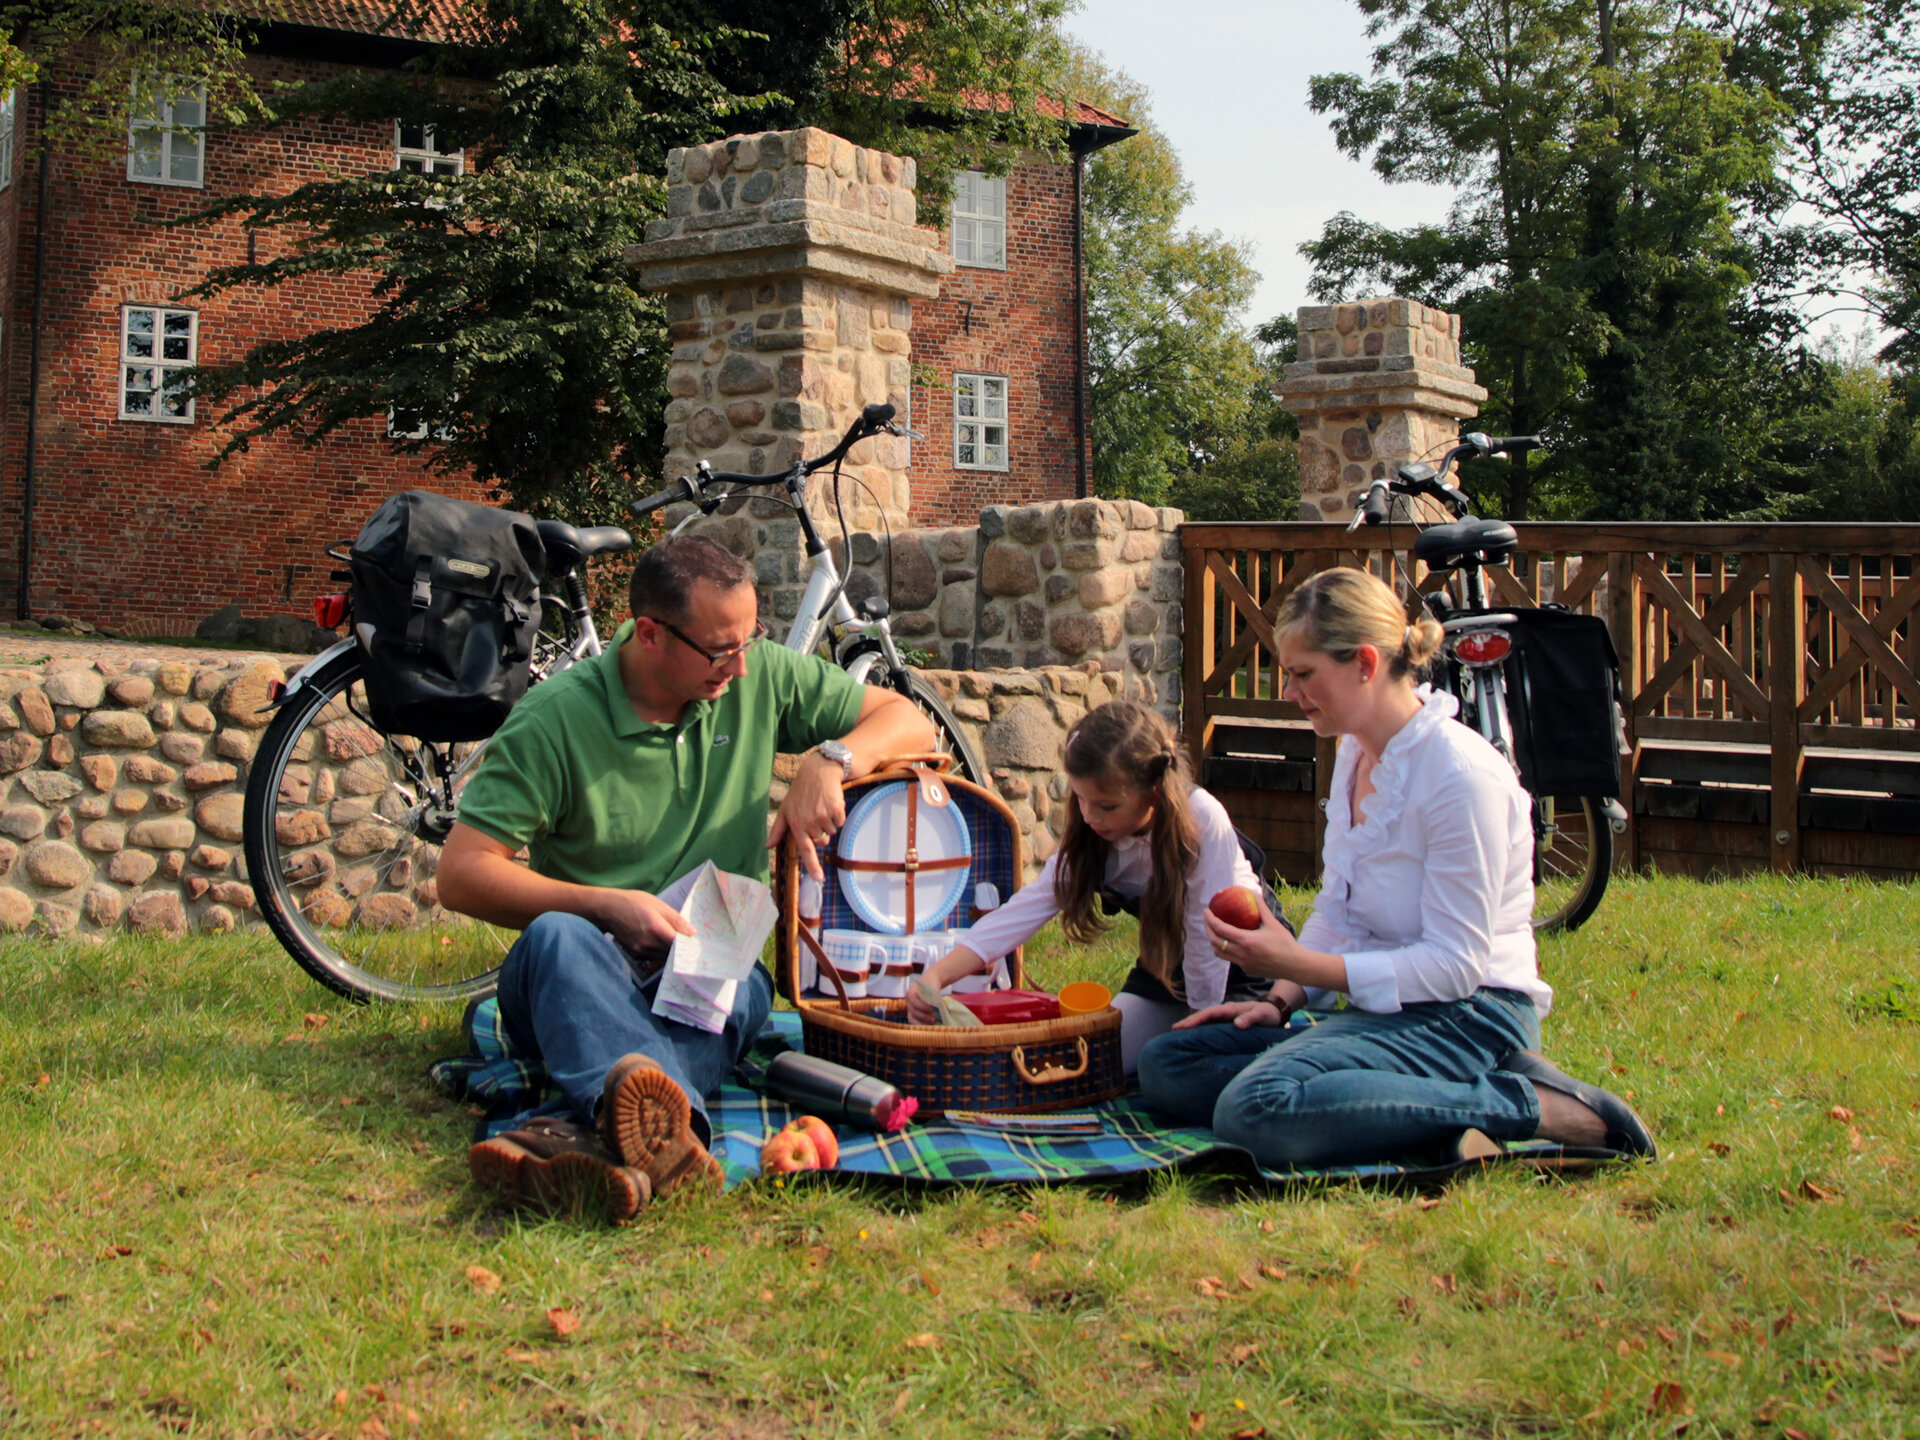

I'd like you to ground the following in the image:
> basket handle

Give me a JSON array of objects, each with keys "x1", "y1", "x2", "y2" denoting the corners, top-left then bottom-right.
[
  {"x1": 799, "y1": 925, "x2": 853, "y2": 1012},
  {"x1": 1010, "y1": 1037, "x2": 1090, "y2": 1086}
]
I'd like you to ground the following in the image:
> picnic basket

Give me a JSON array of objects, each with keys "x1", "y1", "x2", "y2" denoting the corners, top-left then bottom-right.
[{"x1": 774, "y1": 757, "x2": 1124, "y2": 1114}]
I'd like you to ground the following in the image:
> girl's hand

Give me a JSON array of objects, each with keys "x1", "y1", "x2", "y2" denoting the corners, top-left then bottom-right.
[
  {"x1": 906, "y1": 946, "x2": 986, "y2": 1023},
  {"x1": 1174, "y1": 1000, "x2": 1287, "y2": 1030},
  {"x1": 1201, "y1": 892, "x2": 1301, "y2": 978}
]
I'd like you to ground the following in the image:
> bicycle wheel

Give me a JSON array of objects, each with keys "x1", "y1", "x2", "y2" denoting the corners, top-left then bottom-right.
[
  {"x1": 1531, "y1": 794, "x2": 1611, "y2": 934},
  {"x1": 896, "y1": 670, "x2": 986, "y2": 786},
  {"x1": 242, "y1": 648, "x2": 517, "y2": 1003}
]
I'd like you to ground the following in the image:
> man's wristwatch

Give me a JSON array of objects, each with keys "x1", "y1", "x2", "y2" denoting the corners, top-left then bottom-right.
[{"x1": 814, "y1": 739, "x2": 855, "y2": 782}]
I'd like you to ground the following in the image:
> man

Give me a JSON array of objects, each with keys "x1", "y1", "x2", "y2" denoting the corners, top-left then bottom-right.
[{"x1": 438, "y1": 535, "x2": 935, "y2": 1218}]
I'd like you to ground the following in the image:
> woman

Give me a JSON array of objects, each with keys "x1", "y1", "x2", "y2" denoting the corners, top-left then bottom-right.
[{"x1": 1137, "y1": 567, "x2": 1654, "y2": 1169}]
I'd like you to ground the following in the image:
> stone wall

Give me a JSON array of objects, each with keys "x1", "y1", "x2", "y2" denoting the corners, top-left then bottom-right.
[
  {"x1": 1, "y1": 649, "x2": 1157, "y2": 936},
  {"x1": 0, "y1": 655, "x2": 287, "y2": 937},
  {"x1": 689, "y1": 496, "x2": 1184, "y2": 716}
]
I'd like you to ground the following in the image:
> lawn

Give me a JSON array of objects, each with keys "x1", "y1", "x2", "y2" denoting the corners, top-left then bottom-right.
[{"x1": 2, "y1": 874, "x2": 1917, "y2": 1439}]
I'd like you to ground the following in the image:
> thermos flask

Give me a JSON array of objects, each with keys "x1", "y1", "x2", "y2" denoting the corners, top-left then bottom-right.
[{"x1": 764, "y1": 1052, "x2": 919, "y2": 1132}]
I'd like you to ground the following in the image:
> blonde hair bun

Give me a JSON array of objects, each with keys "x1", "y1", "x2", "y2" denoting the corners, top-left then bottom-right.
[{"x1": 1275, "y1": 568, "x2": 1436, "y2": 681}]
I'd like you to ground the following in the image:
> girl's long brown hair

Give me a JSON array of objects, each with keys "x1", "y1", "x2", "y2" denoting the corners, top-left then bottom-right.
[{"x1": 1053, "y1": 700, "x2": 1199, "y2": 996}]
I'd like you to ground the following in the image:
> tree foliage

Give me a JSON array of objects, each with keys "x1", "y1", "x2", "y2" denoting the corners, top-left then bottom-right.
[
  {"x1": 1070, "y1": 46, "x2": 1277, "y2": 512},
  {"x1": 1303, "y1": 0, "x2": 1852, "y2": 520}
]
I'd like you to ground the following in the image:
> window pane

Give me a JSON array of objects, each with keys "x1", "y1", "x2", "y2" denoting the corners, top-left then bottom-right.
[
  {"x1": 400, "y1": 155, "x2": 425, "y2": 174},
  {"x1": 399, "y1": 123, "x2": 426, "y2": 151},
  {"x1": 957, "y1": 440, "x2": 975, "y2": 465},
  {"x1": 161, "y1": 334, "x2": 191, "y2": 362},
  {"x1": 125, "y1": 312, "x2": 155, "y2": 358},
  {"x1": 957, "y1": 391, "x2": 976, "y2": 418},
  {"x1": 980, "y1": 176, "x2": 1005, "y2": 219},
  {"x1": 168, "y1": 133, "x2": 203, "y2": 184},
  {"x1": 980, "y1": 221, "x2": 1005, "y2": 267},
  {"x1": 170, "y1": 91, "x2": 204, "y2": 128},
  {"x1": 130, "y1": 129, "x2": 163, "y2": 178}
]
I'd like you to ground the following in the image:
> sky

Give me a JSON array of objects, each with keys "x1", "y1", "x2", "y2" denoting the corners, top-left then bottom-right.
[{"x1": 1061, "y1": 0, "x2": 1456, "y2": 330}]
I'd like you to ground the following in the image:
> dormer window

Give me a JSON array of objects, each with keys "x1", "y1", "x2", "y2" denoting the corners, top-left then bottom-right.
[{"x1": 951, "y1": 171, "x2": 1006, "y2": 269}]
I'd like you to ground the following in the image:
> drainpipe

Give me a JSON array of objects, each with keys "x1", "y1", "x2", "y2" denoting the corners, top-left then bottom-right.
[
  {"x1": 16, "y1": 78, "x2": 51, "y2": 620},
  {"x1": 1072, "y1": 146, "x2": 1088, "y2": 500}
]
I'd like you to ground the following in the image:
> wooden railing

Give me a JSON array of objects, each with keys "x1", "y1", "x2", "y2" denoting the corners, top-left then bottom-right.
[{"x1": 1180, "y1": 522, "x2": 1920, "y2": 878}]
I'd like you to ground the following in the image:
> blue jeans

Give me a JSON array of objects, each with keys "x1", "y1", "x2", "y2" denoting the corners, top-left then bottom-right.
[
  {"x1": 496, "y1": 912, "x2": 774, "y2": 1146},
  {"x1": 1137, "y1": 988, "x2": 1543, "y2": 1168}
]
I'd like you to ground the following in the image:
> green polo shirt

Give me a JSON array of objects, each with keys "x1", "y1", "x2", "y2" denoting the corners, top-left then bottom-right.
[{"x1": 455, "y1": 621, "x2": 866, "y2": 892}]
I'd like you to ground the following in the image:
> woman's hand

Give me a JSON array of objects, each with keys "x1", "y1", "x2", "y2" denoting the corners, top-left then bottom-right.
[
  {"x1": 905, "y1": 946, "x2": 986, "y2": 1023},
  {"x1": 1174, "y1": 1000, "x2": 1288, "y2": 1030},
  {"x1": 1202, "y1": 892, "x2": 1302, "y2": 977}
]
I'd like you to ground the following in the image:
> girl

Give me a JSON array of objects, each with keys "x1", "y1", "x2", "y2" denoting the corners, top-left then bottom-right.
[
  {"x1": 906, "y1": 699, "x2": 1304, "y2": 1074},
  {"x1": 1138, "y1": 567, "x2": 1654, "y2": 1167}
]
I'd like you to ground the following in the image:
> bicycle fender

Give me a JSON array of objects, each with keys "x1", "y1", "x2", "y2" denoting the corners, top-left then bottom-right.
[{"x1": 259, "y1": 637, "x2": 360, "y2": 713}]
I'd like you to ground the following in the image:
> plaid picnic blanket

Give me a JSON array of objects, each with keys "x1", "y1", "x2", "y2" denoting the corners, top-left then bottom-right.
[{"x1": 430, "y1": 1002, "x2": 1599, "y2": 1190}]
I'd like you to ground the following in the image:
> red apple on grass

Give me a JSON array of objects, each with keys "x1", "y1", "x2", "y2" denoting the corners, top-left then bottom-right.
[
  {"x1": 758, "y1": 1116, "x2": 840, "y2": 1174},
  {"x1": 1208, "y1": 885, "x2": 1263, "y2": 931}
]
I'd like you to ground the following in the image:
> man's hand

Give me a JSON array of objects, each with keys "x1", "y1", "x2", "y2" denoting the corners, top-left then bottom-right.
[
  {"x1": 586, "y1": 887, "x2": 695, "y2": 956},
  {"x1": 768, "y1": 751, "x2": 848, "y2": 881},
  {"x1": 1173, "y1": 1000, "x2": 1289, "y2": 1031}
]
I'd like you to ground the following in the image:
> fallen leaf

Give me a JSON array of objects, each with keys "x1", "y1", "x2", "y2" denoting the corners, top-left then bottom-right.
[
  {"x1": 503, "y1": 1349, "x2": 542, "y2": 1363},
  {"x1": 1777, "y1": 1187, "x2": 1798, "y2": 1205},
  {"x1": 1774, "y1": 1311, "x2": 1796, "y2": 1336},
  {"x1": 891, "y1": 1389, "x2": 910, "y2": 1416},
  {"x1": 1258, "y1": 1264, "x2": 1287, "y2": 1281},
  {"x1": 545, "y1": 1307, "x2": 579, "y2": 1339},
  {"x1": 1706, "y1": 1349, "x2": 1741, "y2": 1368},
  {"x1": 1799, "y1": 1179, "x2": 1839, "y2": 1203},
  {"x1": 1229, "y1": 1429, "x2": 1267, "y2": 1439},
  {"x1": 332, "y1": 1390, "x2": 349, "y2": 1411},
  {"x1": 1869, "y1": 1345, "x2": 1907, "y2": 1366},
  {"x1": 32, "y1": 1073, "x2": 49, "y2": 1089},
  {"x1": 1656, "y1": 1325, "x2": 1680, "y2": 1344},
  {"x1": 1257, "y1": 1218, "x2": 1275, "y2": 1234},
  {"x1": 1709, "y1": 1214, "x2": 1737, "y2": 1229},
  {"x1": 1198, "y1": 1275, "x2": 1229, "y2": 1299},
  {"x1": 1753, "y1": 1396, "x2": 1785, "y2": 1423},
  {"x1": 465, "y1": 1266, "x2": 501, "y2": 1294},
  {"x1": 1237, "y1": 1274, "x2": 1256, "y2": 1292},
  {"x1": 1829, "y1": 1105, "x2": 1853, "y2": 1122},
  {"x1": 1895, "y1": 1308, "x2": 1920, "y2": 1330},
  {"x1": 1430, "y1": 1274, "x2": 1457, "y2": 1295},
  {"x1": 1397, "y1": 1296, "x2": 1419, "y2": 1318},
  {"x1": 804, "y1": 1244, "x2": 830, "y2": 1269},
  {"x1": 918, "y1": 1269, "x2": 941, "y2": 1297},
  {"x1": 1413, "y1": 1195, "x2": 1446, "y2": 1210},
  {"x1": 1593, "y1": 1276, "x2": 1607, "y2": 1294},
  {"x1": 1187, "y1": 1412, "x2": 1205, "y2": 1434},
  {"x1": 1847, "y1": 1126, "x2": 1863, "y2": 1152},
  {"x1": 1707, "y1": 1141, "x2": 1730, "y2": 1156},
  {"x1": 337, "y1": 1096, "x2": 360, "y2": 1107},
  {"x1": 1784, "y1": 1430, "x2": 1812, "y2": 1440},
  {"x1": 902, "y1": 1333, "x2": 939, "y2": 1349},
  {"x1": 100, "y1": 1244, "x2": 133, "y2": 1259},
  {"x1": 1647, "y1": 1381, "x2": 1689, "y2": 1416},
  {"x1": 757, "y1": 1289, "x2": 775, "y2": 1303},
  {"x1": 358, "y1": 1419, "x2": 389, "y2": 1440},
  {"x1": 304, "y1": 1013, "x2": 329, "y2": 1031}
]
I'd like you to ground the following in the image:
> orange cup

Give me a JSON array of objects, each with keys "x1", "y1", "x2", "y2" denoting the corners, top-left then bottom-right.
[{"x1": 1056, "y1": 980, "x2": 1113, "y2": 1015}]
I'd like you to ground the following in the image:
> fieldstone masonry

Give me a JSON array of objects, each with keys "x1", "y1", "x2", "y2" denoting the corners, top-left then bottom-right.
[{"x1": 1278, "y1": 299, "x2": 1488, "y2": 522}]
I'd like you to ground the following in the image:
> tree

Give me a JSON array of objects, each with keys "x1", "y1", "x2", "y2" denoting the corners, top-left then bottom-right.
[
  {"x1": 1069, "y1": 46, "x2": 1271, "y2": 510},
  {"x1": 181, "y1": 0, "x2": 1074, "y2": 524},
  {"x1": 1303, "y1": 0, "x2": 1819, "y2": 520}
]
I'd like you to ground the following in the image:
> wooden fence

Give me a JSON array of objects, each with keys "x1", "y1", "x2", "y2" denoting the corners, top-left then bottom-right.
[{"x1": 1180, "y1": 522, "x2": 1920, "y2": 883}]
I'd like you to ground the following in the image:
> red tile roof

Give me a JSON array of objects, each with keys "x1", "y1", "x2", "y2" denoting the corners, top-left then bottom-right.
[{"x1": 267, "y1": 0, "x2": 471, "y2": 41}]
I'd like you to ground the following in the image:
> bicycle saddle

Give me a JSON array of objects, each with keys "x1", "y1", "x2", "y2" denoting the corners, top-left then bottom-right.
[
  {"x1": 1413, "y1": 518, "x2": 1517, "y2": 570},
  {"x1": 535, "y1": 520, "x2": 633, "y2": 569}
]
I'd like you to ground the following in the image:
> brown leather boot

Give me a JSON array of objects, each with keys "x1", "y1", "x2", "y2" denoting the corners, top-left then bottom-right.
[
  {"x1": 598, "y1": 1055, "x2": 724, "y2": 1199},
  {"x1": 469, "y1": 1116, "x2": 651, "y2": 1222}
]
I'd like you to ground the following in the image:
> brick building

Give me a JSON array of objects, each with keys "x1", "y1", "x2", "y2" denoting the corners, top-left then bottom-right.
[{"x1": 0, "y1": 12, "x2": 1130, "y2": 633}]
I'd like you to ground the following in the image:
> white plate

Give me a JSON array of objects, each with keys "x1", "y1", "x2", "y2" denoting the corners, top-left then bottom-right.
[{"x1": 835, "y1": 781, "x2": 972, "y2": 933}]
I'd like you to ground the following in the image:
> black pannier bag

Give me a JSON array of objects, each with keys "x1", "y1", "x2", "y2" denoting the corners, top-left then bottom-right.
[
  {"x1": 348, "y1": 491, "x2": 545, "y2": 742},
  {"x1": 1503, "y1": 605, "x2": 1624, "y2": 798}
]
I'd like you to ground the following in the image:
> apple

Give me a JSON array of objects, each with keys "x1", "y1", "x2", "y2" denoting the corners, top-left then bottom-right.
[
  {"x1": 786, "y1": 1115, "x2": 839, "y2": 1169},
  {"x1": 759, "y1": 1127, "x2": 819, "y2": 1175},
  {"x1": 1208, "y1": 885, "x2": 1263, "y2": 931}
]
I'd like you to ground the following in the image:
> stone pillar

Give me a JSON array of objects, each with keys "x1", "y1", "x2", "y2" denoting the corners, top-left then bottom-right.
[
  {"x1": 625, "y1": 128, "x2": 954, "y2": 535},
  {"x1": 1277, "y1": 299, "x2": 1488, "y2": 522}
]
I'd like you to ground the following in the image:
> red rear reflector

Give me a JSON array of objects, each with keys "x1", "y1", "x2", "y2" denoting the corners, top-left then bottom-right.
[
  {"x1": 313, "y1": 594, "x2": 349, "y2": 628},
  {"x1": 1452, "y1": 630, "x2": 1512, "y2": 664},
  {"x1": 267, "y1": 680, "x2": 286, "y2": 704}
]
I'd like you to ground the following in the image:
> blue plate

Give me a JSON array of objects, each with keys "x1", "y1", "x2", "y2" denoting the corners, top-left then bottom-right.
[{"x1": 834, "y1": 781, "x2": 972, "y2": 933}]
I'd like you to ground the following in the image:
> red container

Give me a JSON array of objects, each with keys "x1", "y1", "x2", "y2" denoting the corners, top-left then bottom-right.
[{"x1": 956, "y1": 989, "x2": 1061, "y2": 1025}]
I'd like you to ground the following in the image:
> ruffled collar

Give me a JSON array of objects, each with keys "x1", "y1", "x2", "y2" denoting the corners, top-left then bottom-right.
[{"x1": 1347, "y1": 685, "x2": 1458, "y2": 832}]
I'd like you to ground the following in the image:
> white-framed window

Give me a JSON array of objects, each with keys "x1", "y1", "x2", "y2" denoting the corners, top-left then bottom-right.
[
  {"x1": 120, "y1": 306, "x2": 196, "y2": 422},
  {"x1": 0, "y1": 90, "x2": 16, "y2": 191},
  {"x1": 127, "y1": 80, "x2": 205, "y2": 187},
  {"x1": 387, "y1": 405, "x2": 454, "y2": 441},
  {"x1": 951, "y1": 170, "x2": 1007, "y2": 269},
  {"x1": 953, "y1": 373, "x2": 1008, "y2": 470},
  {"x1": 395, "y1": 122, "x2": 463, "y2": 175}
]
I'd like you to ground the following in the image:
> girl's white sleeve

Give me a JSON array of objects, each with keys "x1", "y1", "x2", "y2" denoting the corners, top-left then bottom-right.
[
  {"x1": 1178, "y1": 790, "x2": 1262, "y2": 1009},
  {"x1": 954, "y1": 853, "x2": 1064, "y2": 962}
]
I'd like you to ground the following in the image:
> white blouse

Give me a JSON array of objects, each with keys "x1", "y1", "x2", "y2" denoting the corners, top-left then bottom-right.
[
  {"x1": 1298, "y1": 687, "x2": 1552, "y2": 1017},
  {"x1": 956, "y1": 785, "x2": 1262, "y2": 1008}
]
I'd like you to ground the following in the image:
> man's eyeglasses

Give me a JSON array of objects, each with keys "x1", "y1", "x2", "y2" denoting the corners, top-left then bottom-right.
[{"x1": 659, "y1": 618, "x2": 770, "y2": 668}]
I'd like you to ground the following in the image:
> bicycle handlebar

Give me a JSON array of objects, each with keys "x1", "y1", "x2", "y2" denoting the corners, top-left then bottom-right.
[{"x1": 630, "y1": 403, "x2": 899, "y2": 520}]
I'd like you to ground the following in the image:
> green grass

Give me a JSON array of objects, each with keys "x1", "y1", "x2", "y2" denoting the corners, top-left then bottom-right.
[{"x1": 2, "y1": 874, "x2": 1917, "y2": 1438}]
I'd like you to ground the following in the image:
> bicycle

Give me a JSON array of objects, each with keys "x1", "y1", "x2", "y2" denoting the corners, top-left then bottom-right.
[
  {"x1": 244, "y1": 402, "x2": 983, "y2": 1004},
  {"x1": 1350, "y1": 433, "x2": 1626, "y2": 932}
]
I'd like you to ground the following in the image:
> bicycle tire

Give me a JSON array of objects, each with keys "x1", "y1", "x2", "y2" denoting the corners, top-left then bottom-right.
[
  {"x1": 895, "y1": 670, "x2": 986, "y2": 787},
  {"x1": 1531, "y1": 794, "x2": 1611, "y2": 934},
  {"x1": 242, "y1": 648, "x2": 517, "y2": 1004}
]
